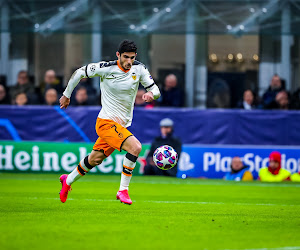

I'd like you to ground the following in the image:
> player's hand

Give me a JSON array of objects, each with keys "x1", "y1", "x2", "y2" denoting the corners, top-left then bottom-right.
[
  {"x1": 59, "y1": 95, "x2": 70, "y2": 109},
  {"x1": 142, "y1": 92, "x2": 154, "y2": 103}
]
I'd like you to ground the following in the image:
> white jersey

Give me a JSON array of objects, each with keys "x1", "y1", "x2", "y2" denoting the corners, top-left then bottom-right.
[{"x1": 63, "y1": 60, "x2": 160, "y2": 128}]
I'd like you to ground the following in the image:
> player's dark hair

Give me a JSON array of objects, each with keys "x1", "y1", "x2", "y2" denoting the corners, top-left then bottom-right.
[{"x1": 118, "y1": 40, "x2": 137, "y2": 54}]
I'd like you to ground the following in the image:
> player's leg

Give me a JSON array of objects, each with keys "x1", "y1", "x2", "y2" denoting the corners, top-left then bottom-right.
[
  {"x1": 93, "y1": 118, "x2": 139, "y2": 204},
  {"x1": 66, "y1": 150, "x2": 106, "y2": 185},
  {"x1": 60, "y1": 150, "x2": 106, "y2": 203},
  {"x1": 119, "y1": 136, "x2": 141, "y2": 191},
  {"x1": 115, "y1": 136, "x2": 141, "y2": 204}
]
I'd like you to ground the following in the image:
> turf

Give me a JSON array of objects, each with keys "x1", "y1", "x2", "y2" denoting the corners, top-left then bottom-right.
[{"x1": 0, "y1": 173, "x2": 299, "y2": 250}]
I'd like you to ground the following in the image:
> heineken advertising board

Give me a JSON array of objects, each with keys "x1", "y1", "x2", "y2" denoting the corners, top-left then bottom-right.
[
  {"x1": 3, "y1": 141, "x2": 299, "y2": 179},
  {"x1": 0, "y1": 141, "x2": 150, "y2": 175}
]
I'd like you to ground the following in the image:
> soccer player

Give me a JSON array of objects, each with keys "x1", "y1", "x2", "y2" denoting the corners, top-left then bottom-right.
[{"x1": 59, "y1": 40, "x2": 160, "y2": 205}]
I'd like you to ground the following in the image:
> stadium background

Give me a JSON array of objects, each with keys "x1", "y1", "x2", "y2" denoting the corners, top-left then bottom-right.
[
  {"x1": 1, "y1": 1, "x2": 300, "y2": 250},
  {"x1": 0, "y1": 0, "x2": 300, "y2": 178}
]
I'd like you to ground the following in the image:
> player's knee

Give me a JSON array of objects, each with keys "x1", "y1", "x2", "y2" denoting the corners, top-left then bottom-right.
[
  {"x1": 89, "y1": 150, "x2": 107, "y2": 166},
  {"x1": 132, "y1": 141, "x2": 142, "y2": 156},
  {"x1": 94, "y1": 158, "x2": 103, "y2": 166},
  {"x1": 88, "y1": 154, "x2": 104, "y2": 166},
  {"x1": 89, "y1": 157, "x2": 102, "y2": 166}
]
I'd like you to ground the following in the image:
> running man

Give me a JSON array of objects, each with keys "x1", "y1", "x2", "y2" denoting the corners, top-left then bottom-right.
[{"x1": 59, "y1": 40, "x2": 160, "y2": 205}]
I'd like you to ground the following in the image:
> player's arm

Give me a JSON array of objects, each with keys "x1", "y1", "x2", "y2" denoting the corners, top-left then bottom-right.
[
  {"x1": 143, "y1": 84, "x2": 160, "y2": 103},
  {"x1": 60, "y1": 63, "x2": 104, "y2": 109},
  {"x1": 139, "y1": 66, "x2": 161, "y2": 103}
]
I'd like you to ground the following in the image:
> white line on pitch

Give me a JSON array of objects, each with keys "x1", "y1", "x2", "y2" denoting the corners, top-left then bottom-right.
[
  {"x1": 21, "y1": 197, "x2": 300, "y2": 206},
  {"x1": 224, "y1": 247, "x2": 300, "y2": 250}
]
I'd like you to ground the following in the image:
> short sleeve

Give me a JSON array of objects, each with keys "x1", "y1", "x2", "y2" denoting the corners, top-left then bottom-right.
[{"x1": 139, "y1": 66, "x2": 154, "y2": 89}]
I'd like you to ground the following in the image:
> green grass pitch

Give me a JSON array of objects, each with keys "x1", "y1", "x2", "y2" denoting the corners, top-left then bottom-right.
[{"x1": 0, "y1": 173, "x2": 300, "y2": 250}]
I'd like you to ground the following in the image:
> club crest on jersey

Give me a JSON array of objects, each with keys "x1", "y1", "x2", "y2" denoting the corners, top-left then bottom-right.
[{"x1": 132, "y1": 73, "x2": 136, "y2": 80}]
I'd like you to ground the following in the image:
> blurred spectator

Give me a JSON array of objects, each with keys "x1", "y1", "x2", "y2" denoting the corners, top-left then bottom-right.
[
  {"x1": 275, "y1": 90, "x2": 290, "y2": 110},
  {"x1": 14, "y1": 92, "x2": 28, "y2": 106},
  {"x1": 237, "y1": 89, "x2": 256, "y2": 110},
  {"x1": 135, "y1": 88, "x2": 154, "y2": 108},
  {"x1": 291, "y1": 171, "x2": 300, "y2": 182},
  {"x1": 9, "y1": 70, "x2": 38, "y2": 103},
  {"x1": 144, "y1": 118, "x2": 182, "y2": 177},
  {"x1": 290, "y1": 88, "x2": 300, "y2": 109},
  {"x1": 44, "y1": 88, "x2": 58, "y2": 106},
  {"x1": 224, "y1": 157, "x2": 253, "y2": 181},
  {"x1": 0, "y1": 84, "x2": 10, "y2": 104},
  {"x1": 259, "y1": 151, "x2": 291, "y2": 182},
  {"x1": 70, "y1": 77, "x2": 98, "y2": 105},
  {"x1": 78, "y1": 77, "x2": 96, "y2": 96},
  {"x1": 159, "y1": 74, "x2": 184, "y2": 107},
  {"x1": 262, "y1": 74, "x2": 285, "y2": 109},
  {"x1": 135, "y1": 88, "x2": 146, "y2": 107},
  {"x1": 43, "y1": 70, "x2": 63, "y2": 94},
  {"x1": 73, "y1": 86, "x2": 93, "y2": 106},
  {"x1": 207, "y1": 78, "x2": 231, "y2": 108}
]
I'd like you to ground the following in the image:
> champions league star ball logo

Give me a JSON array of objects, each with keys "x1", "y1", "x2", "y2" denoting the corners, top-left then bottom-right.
[{"x1": 90, "y1": 64, "x2": 96, "y2": 72}]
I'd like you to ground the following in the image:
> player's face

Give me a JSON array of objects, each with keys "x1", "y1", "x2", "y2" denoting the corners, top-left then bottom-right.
[{"x1": 118, "y1": 52, "x2": 136, "y2": 70}]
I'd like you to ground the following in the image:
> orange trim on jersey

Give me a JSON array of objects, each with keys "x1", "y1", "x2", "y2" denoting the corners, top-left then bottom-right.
[
  {"x1": 79, "y1": 163, "x2": 88, "y2": 172},
  {"x1": 123, "y1": 165, "x2": 134, "y2": 170},
  {"x1": 77, "y1": 167, "x2": 84, "y2": 176},
  {"x1": 117, "y1": 60, "x2": 130, "y2": 73},
  {"x1": 122, "y1": 171, "x2": 132, "y2": 177}
]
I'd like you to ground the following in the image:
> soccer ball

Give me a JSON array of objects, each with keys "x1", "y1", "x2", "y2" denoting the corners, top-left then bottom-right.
[{"x1": 153, "y1": 145, "x2": 178, "y2": 170}]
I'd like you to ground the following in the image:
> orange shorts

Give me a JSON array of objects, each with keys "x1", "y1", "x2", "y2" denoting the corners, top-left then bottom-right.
[{"x1": 92, "y1": 118, "x2": 133, "y2": 156}]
